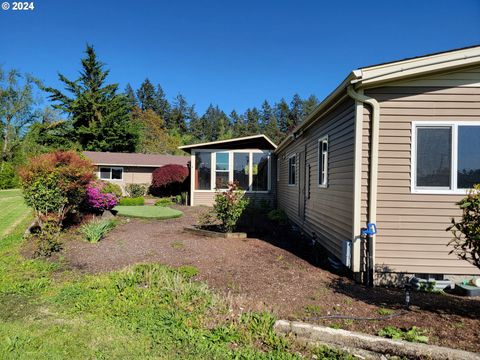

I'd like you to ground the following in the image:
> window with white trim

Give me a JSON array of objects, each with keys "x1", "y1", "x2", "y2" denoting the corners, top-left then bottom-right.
[
  {"x1": 413, "y1": 123, "x2": 480, "y2": 193},
  {"x1": 215, "y1": 152, "x2": 229, "y2": 189},
  {"x1": 288, "y1": 155, "x2": 296, "y2": 185},
  {"x1": 99, "y1": 167, "x2": 123, "y2": 180},
  {"x1": 318, "y1": 136, "x2": 328, "y2": 187}
]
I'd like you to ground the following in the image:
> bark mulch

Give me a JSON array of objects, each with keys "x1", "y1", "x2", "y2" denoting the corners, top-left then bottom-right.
[{"x1": 63, "y1": 206, "x2": 480, "y2": 353}]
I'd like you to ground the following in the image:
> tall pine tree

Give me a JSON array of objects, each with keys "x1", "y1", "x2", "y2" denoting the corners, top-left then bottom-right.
[
  {"x1": 136, "y1": 78, "x2": 157, "y2": 112},
  {"x1": 45, "y1": 45, "x2": 138, "y2": 152}
]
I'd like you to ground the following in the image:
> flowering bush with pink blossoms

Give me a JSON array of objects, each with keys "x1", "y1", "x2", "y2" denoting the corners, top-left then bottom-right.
[{"x1": 85, "y1": 181, "x2": 119, "y2": 212}]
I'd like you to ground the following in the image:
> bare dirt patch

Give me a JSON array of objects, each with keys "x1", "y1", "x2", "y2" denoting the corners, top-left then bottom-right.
[{"x1": 63, "y1": 206, "x2": 480, "y2": 352}]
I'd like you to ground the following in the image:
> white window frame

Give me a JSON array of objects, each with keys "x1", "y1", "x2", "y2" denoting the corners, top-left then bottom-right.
[
  {"x1": 193, "y1": 149, "x2": 271, "y2": 193},
  {"x1": 99, "y1": 166, "x2": 123, "y2": 181},
  {"x1": 288, "y1": 154, "x2": 296, "y2": 186},
  {"x1": 411, "y1": 121, "x2": 480, "y2": 194},
  {"x1": 214, "y1": 152, "x2": 230, "y2": 190},
  {"x1": 318, "y1": 135, "x2": 329, "y2": 188}
]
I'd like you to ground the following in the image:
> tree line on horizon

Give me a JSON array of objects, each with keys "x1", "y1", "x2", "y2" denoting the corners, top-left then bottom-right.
[{"x1": 0, "y1": 44, "x2": 320, "y2": 188}]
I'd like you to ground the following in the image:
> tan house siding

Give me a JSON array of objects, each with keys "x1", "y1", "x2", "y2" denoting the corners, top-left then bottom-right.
[
  {"x1": 277, "y1": 98, "x2": 356, "y2": 260},
  {"x1": 96, "y1": 166, "x2": 153, "y2": 191},
  {"x1": 363, "y1": 84, "x2": 480, "y2": 276}
]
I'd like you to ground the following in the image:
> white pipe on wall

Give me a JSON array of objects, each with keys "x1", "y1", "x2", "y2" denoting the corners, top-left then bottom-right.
[{"x1": 347, "y1": 85, "x2": 380, "y2": 284}]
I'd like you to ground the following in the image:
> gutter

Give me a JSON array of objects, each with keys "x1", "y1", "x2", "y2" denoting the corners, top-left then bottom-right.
[
  {"x1": 274, "y1": 72, "x2": 357, "y2": 154},
  {"x1": 347, "y1": 85, "x2": 380, "y2": 285}
]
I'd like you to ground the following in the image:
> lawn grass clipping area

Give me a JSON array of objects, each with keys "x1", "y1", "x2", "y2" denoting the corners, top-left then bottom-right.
[
  {"x1": 115, "y1": 205, "x2": 183, "y2": 219},
  {"x1": 0, "y1": 204, "x2": 354, "y2": 359},
  {"x1": 0, "y1": 189, "x2": 30, "y2": 237}
]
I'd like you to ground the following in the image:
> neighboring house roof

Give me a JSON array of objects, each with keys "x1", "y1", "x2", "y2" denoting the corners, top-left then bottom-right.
[
  {"x1": 83, "y1": 151, "x2": 189, "y2": 167},
  {"x1": 179, "y1": 134, "x2": 277, "y2": 153},
  {"x1": 276, "y1": 44, "x2": 480, "y2": 152}
]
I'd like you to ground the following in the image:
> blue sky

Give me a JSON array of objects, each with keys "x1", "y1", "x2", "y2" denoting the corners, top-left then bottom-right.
[{"x1": 1, "y1": 0, "x2": 479, "y2": 114}]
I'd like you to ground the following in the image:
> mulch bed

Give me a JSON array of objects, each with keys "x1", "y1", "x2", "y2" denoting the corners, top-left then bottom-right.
[{"x1": 63, "y1": 206, "x2": 480, "y2": 353}]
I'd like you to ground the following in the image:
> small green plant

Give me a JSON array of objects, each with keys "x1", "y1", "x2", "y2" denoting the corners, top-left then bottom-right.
[
  {"x1": 213, "y1": 182, "x2": 249, "y2": 233},
  {"x1": 177, "y1": 265, "x2": 199, "y2": 279},
  {"x1": 102, "y1": 182, "x2": 123, "y2": 198},
  {"x1": 378, "y1": 326, "x2": 429, "y2": 343},
  {"x1": 304, "y1": 304, "x2": 323, "y2": 315},
  {"x1": 267, "y1": 209, "x2": 288, "y2": 225},
  {"x1": 155, "y1": 197, "x2": 173, "y2": 207},
  {"x1": 81, "y1": 219, "x2": 116, "y2": 243},
  {"x1": 31, "y1": 220, "x2": 62, "y2": 257},
  {"x1": 377, "y1": 308, "x2": 394, "y2": 316},
  {"x1": 447, "y1": 184, "x2": 480, "y2": 270},
  {"x1": 118, "y1": 197, "x2": 145, "y2": 206},
  {"x1": 125, "y1": 183, "x2": 148, "y2": 198}
]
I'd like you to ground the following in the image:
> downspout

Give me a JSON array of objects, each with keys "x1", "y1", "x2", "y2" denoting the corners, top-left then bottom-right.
[{"x1": 347, "y1": 85, "x2": 380, "y2": 285}]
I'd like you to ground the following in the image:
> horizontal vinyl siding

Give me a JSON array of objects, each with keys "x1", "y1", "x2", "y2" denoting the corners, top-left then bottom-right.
[
  {"x1": 365, "y1": 84, "x2": 480, "y2": 275},
  {"x1": 277, "y1": 98, "x2": 355, "y2": 260},
  {"x1": 391, "y1": 66, "x2": 480, "y2": 88}
]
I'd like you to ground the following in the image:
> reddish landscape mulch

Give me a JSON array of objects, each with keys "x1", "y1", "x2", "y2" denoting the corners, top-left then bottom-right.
[{"x1": 63, "y1": 206, "x2": 480, "y2": 353}]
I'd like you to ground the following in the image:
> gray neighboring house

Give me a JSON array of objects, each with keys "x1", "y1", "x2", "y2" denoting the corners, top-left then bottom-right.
[
  {"x1": 83, "y1": 151, "x2": 189, "y2": 192},
  {"x1": 275, "y1": 45, "x2": 480, "y2": 284}
]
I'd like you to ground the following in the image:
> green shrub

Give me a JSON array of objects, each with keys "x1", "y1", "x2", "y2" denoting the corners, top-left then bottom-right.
[
  {"x1": 378, "y1": 326, "x2": 429, "y2": 343},
  {"x1": 0, "y1": 162, "x2": 19, "y2": 189},
  {"x1": 213, "y1": 182, "x2": 249, "y2": 233},
  {"x1": 267, "y1": 209, "x2": 288, "y2": 225},
  {"x1": 30, "y1": 221, "x2": 62, "y2": 257},
  {"x1": 19, "y1": 151, "x2": 94, "y2": 226},
  {"x1": 125, "y1": 183, "x2": 148, "y2": 198},
  {"x1": 102, "y1": 182, "x2": 123, "y2": 198},
  {"x1": 155, "y1": 197, "x2": 173, "y2": 207},
  {"x1": 81, "y1": 219, "x2": 116, "y2": 243},
  {"x1": 118, "y1": 197, "x2": 144, "y2": 206},
  {"x1": 447, "y1": 184, "x2": 480, "y2": 269}
]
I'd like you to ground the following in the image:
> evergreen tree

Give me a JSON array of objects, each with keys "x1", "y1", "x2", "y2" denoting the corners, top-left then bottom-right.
[
  {"x1": 274, "y1": 99, "x2": 290, "y2": 134},
  {"x1": 229, "y1": 110, "x2": 246, "y2": 138},
  {"x1": 245, "y1": 107, "x2": 261, "y2": 135},
  {"x1": 261, "y1": 100, "x2": 282, "y2": 143},
  {"x1": 169, "y1": 94, "x2": 189, "y2": 132},
  {"x1": 302, "y1": 94, "x2": 319, "y2": 120},
  {"x1": 45, "y1": 45, "x2": 138, "y2": 152},
  {"x1": 289, "y1": 93, "x2": 304, "y2": 130},
  {"x1": 136, "y1": 78, "x2": 157, "y2": 112},
  {"x1": 155, "y1": 84, "x2": 171, "y2": 122},
  {"x1": 124, "y1": 83, "x2": 138, "y2": 108}
]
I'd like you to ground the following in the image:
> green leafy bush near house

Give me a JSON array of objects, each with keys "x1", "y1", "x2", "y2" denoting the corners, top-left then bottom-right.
[
  {"x1": 378, "y1": 326, "x2": 429, "y2": 343},
  {"x1": 125, "y1": 183, "x2": 148, "y2": 198},
  {"x1": 155, "y1": 198, "x2": 173, "y2": 207},
  {"x1": 80, "y1": 219, "x2": 116, "y2": 243},
  {"x1": 213, "y1": 182, "x2": 249, "y2": 233},
  {"x1": 102, "y1": 182, "x2": 123, "y2": 198},
  {"x1": 118, "y1": 197, "x2": 145, "y2": 206},
  {"x1": 448, "y1": 184, "x2": 480, "y2": 270},
  {"x1": 267, "y1": 209, "x2": 288, "y2": 225}
]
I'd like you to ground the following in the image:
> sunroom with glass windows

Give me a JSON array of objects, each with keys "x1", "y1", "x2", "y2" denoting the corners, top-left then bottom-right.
[{"x1": 179, "y1": 135, "x2": 277, "y2": 206}]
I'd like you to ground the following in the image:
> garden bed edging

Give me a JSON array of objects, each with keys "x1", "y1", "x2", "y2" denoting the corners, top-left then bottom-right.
[{"x1": 183, "y1": 226, "x2": 247, "y2": 239}]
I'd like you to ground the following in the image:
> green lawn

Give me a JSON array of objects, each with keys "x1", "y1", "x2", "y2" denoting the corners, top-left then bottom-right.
[
  {"x1": 115, "y1": 205, "x2": 183, "y2": 219},
  {"x1": 0, "y1": 189, "x2": 30, "y2": 237},
  {"x1": 0, "y1": 193, "x2": 352, "y2": 359}
]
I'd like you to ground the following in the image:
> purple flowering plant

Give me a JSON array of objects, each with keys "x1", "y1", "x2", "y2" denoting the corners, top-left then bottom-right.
[{"x1": 86, "y1": 181, "x2": 119, "y2": 211}]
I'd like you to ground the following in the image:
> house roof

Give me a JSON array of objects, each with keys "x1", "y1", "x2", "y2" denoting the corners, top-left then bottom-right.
[
  {"x1": 179, "y1": 134, "x2": 277, "y2": 153},
  {"x1": 83, "y1": 151, "x2": 189, "y2": 168},
  {"x1": 276, "y1": 45, "x2": 480, "y2": 153}
]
